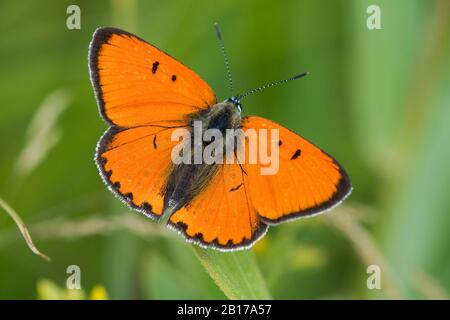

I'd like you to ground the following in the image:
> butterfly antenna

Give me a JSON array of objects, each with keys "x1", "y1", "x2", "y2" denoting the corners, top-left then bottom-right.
[
  {"x1": 238, "y1": 71, "x2": 310, "y2": 100},
  {"x1": 214, "y1": 23, "x2": 234, "y2": 96}
]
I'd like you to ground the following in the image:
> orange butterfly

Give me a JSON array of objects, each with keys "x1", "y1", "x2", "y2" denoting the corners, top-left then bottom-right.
[{"x1": 89, "y1": 26, "x2": 352, "y2": 251}]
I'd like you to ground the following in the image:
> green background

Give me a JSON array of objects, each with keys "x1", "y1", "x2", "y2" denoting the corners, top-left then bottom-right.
[{"x1": 1, "y1": 0, "x2": 449, "y2": 299}]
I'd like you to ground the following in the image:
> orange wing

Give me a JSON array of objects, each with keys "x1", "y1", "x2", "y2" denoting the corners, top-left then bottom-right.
[
  {"x1": 168, "y1": 161, "x2": 268, "y2": 250},
  {"x1": 241, "y1": 116, "x2": 352, "y2": 224},
  {"x1": 96, "y1": 123, "x2": 187, "y2": 218},
  {"x1": 89, "y1": 27, "x2": 217, "y2": 127}
]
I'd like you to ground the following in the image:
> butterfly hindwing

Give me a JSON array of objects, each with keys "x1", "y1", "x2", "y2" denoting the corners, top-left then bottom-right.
[
  {"x1": 241, "y1": 116, "x2": 352, "y2": 224},
  {"x1": 168, "y1": 160, "x2": 268, "y2": 250},
  {"x1": 96, "y1": 123, "x2": 188, "y2": 218}
]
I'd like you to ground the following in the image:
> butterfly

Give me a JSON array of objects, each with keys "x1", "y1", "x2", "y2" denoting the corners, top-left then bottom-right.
[{"x1": 88, "y1": 26, "x2": 352, "y2": 251}]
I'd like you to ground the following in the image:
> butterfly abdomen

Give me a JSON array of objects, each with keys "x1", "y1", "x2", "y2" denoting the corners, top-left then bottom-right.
[{"x1": 163, "y1": 163, "x2": 220, "y2": 212}]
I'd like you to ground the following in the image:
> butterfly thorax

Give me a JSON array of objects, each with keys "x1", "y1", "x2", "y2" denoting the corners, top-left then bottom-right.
[
  {"x1": 162, "y1": 99, "x2": 242, "y2": 215},
  {"x1": 192, "y1": 98, "x2": 242, "y2": 133}
]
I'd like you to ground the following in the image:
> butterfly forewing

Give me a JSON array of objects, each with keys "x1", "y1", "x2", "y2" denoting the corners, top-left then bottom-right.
[{"x1": 89, "y1": 27, "x2": 217, "y2": 127}]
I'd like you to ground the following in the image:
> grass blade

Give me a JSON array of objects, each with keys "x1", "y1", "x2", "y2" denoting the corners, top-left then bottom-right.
[{"x1": 0, "y1": 197, "x2": 50, "y2": 261}]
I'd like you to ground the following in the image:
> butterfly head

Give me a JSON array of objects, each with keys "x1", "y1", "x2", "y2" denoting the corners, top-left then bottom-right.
[{"x1": 226, "y1": 97, "x2": 242, "y2": 113}]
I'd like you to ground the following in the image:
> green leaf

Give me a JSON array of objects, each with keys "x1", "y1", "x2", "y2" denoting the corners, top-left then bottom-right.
[{"x1": 192, "y1": 246, "x2": 271, "y2": 300}]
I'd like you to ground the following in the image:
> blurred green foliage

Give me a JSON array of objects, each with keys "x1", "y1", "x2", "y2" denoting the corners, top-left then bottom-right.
[{"x1": 1, "y1": 0, "x2": 449, "y2": 299}]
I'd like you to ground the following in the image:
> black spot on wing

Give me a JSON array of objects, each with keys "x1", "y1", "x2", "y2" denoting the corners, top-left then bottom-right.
[
  {"x1": 278, "y1": 140, "x2": 282, "y2": 146},
  {"x1": 290, "y1": 149, "x2": 301, "y2": 160},
  {"x1": 124, "y1": 192, "x2": 134, "y2": 201},
  {"x1": 142, "y1": 202, "x2": 153, "y2": 212},
  {"x1": 229, "y1": 183, "x2": 243, "y2": 192},
  {"x1": 171, "y1": 74, "x2": 177, "y2": 81},
  {"x1": 153, "y1": 135, "x2": 157, "y2": 149},
  {"x1": 152, "y1": 61, "x2": 159, "y2": 74}
]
